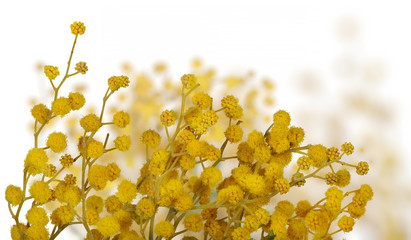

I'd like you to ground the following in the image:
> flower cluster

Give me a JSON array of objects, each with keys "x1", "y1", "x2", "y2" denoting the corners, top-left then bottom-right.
[{"x1": 6, "y1": 22, "x2": 372, "y2": 240}]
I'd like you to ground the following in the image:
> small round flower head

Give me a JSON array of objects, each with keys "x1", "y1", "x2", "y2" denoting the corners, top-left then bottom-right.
[
  {"x1": 87, "y1": 139, "x2": 105, "y2": 159},
  {"x1": 25, "y1": 148, "x2": 48, "y2": 175},
  {"x1": 64, "y1": 174, "x2": 77, "y2": 185},
  {"x1": 29, "y1": 181, "x2": 51, "y2": 204},
  {"x1": 105, "y1": 195, "x2": 123, "y2": 214},
  {"x1": 341, "y1": 142, "x2": 354, "y2": 155},
  {"x1": 200, "y1": 167, "x2": 222, "y2": 187},
  {"x1": 273, "y1": 110, "x2": 291, "y2": 127},
  {"x1": 51, "y1": 97, "x2": 71, "y2": 117},
  {"x1": 60, "y1": 154, "x2": 74, "y2": 168},
  {"x1": 88, "y1": 164, "x2": 109, "y2": 190},
  {"x1": 244, "y1": 174, "x2": 265, "y2": 195},
  {"x1": 174, "y1": 192, "x2": 194, "y2": 212},
  {"x1": 184, "y1": 213, "x2": 203, "y2": 232},
  {"x1": 221, "y1": 95, "x2": 243, "y2": 120},
  {"x1": 359, "y1": 184, "x2": 373, "y2": 201},
  {"x1": 327, "y1": 147, "x2": 340, "y2": 161},
  {"x1": 325, "y1": 172, "x2": 338, "y2": 185},
  {"x1": 292, "y1": 172, "x2": 306, "y2": 187},
  {"x1": 68, "y1": 92, "x2": 85, "y2": 110},
  {"x1": 181, "y1": 74, "x2": 197, "y2": 89},
  {"x1": 113, "y1": 111, "x2": 130, "y2": 128},
  {"x1": 141, "y1": 129, "x2": 161, "y2": 148},
  {"x1": 31, "y1": 104, "x2": 51, "y2": 124},
  {"x1": 356, "y1": 161, "x2": 369, "y2": 175},
  {"x1": 54, "y1": 182, "x2": 81, "y2": 206},
  {"x1": 108, "y1": 75, "x2": 130, "y2": 91},
  {"x1": 5, "y1": 185, "x2": 22, "y2": 206},
  {"x1": 71, "y1": 21, "x2": 86, "y2": 35},
  {"x1": 86, "y1": 195, "x2": 104, "y2": 213},
  {"x1": 149, "y1": 149, "x2": 170, "y2": 175},
  {"x1": 274, "y1": 178, "x2": 290, "y2": 194},
  {"x1": 116, "y1": 180, "x2": 137, "y2": 203},
  {"x1": 287, "y1": 126, "x2": 305, "y2": 147},
  {"x1": 155, "y1": 221, "x2": 174, "y2": 239},
  {"x1": 86, "y1": 209, "x2": 99, "y2": 225},
  {"x1": 338, "y1": 215, "x2": 355, "y2": 232},
  {"x1": 202, "y1": 110, "x2": 219, "y2": 127},
  {"x1": 265, "y1": 162, "x2": 284, "y2": 180},
  {"x1": 11, "y1": 224, "x2": 28, "y2": 240},
  {"x1": 26, "y1": 206, "x2": 49, "y2": 226},
  {"x1": 231, "y1": 227, "x2": 250, "y2": 240},
  {"x1": 308, "y1": 144, "x2": 328, "y2": 168},
  {"x1": 85, "y1": 229, "x2": 103, "y2": 240},
  {"x1": 295, "y1": 200, "x2": 312, "y2": 217},
  {"x1": 177, "y1": 129, "x2": 195, "y2": 144},
  {"x1": 192, "y1": 92, "x2": 212, "y2": 110},
  {"x1": 160, "y1": 110, "x2": 177, "y2": 126},
  {"x1": 135, "y1": 198, "x2": 155, "y2": 219},
  {"x1": 107, "y1": 163, "x2": 121, "y2": 181},
  {"x1": 51, "y1": 205, "x2": 74, "y2": 225},
  {"x1": 336, "y1": 169, "x2": 351, "y2": 187},
  {"x1": 75, "y1": 61, "x2": 88, "y2": 74},
  {"x1": 186, "y1": 139, "x2": 204, "y2": 157},
  {"x1": 97, "y1": 216, "x2": 120, "y2": 237},
  {"x1": 237, "y1": 142, "x2": 254, "y2": 163},
  {"x1": 44, "y1": 65, "x2": 59, "y2": 80},
  {"x1": 114, "y1": 135, "x2": 131, "y2": 151},
  {"x1": 204, "y1": 144, "x2": 221, "y2": 161},
  {"x1": 255, "y1": 208, "x2": 270, "y2": 225},
  {"x1": 25, "y1": 225, "x2": 49, "y2": 240},
  {"x1": 46, "y1": 132, "x2": 67, "y2": 153},
  {"x1": 217, "y1": 185, "x2": 243, "y2": 204},
  {"x1": 225, "y1": 125, "x2": 243, "y2": 143},
  {"x1": 304, "y1": 210, "x2": 330, "y2": 233},
  {"x1": 179, "y1": 154, "x2": 196, "y2": 170},
  {"x1": 80, "y1": 114, "x2": 101, "y2": 132},
  {"x1": 254, "y1": 145, "x2": 271, "y2": 163}
]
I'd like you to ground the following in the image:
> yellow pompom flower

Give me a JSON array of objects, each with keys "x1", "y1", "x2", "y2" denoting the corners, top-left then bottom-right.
[
  {"x1": 247, "y1": 130, "x2": 265, "y2": 149},
  {"x1": 141, "y1": 129, "x2": 161, "y2": 148},
  {"x1": 255, "y1": 208, "x2": 270, "y2": 225},
  {"x1": 181, "y1": 74, "x2": 197, "y2": 89},
  {"x1": 105, "y1": 195, "x2": 123, "y2": 214},
  {"x1": 29, "y1": 181, "x2": 51, "y2": 204},
  {"x1": 192, "y1": 92, "x2": 212, "y2": 110},
  {"x1": 155, "y1": 220, "x2": 174, "y2": 239},
  {"x1": 114, "y1": 135, "x2": 131, "y2": 151},
  {"x1": 54, "y1": 182, "x2": 81, "y2": 206},
  {"x1": 75, "y1": 61, "x2": 88, "y2": 74},
  {"x1": 135, "y1": 198, "x2": 155, "y2": 219},
  {"x1": 5, "y1": 185, "x2": 22, "y2": 206},
  {"x1": 179, "y1": 154, "x2": 196, "y2": 170},
  {"x1": 327, "y1": 147, "x2": 340, "y2": 161},
  {"x1": 177, "y1": 129, "x2": 195, "y2": 144},
  {"x1": 43, "y1": 164, "x2": 56, "y2": 177},
  {"x1": 25, "y1": 148, "x2": 48, "y2": 175},
  {"x1": 59, "y1": 154, "x2": 74, "y2": 168},
  {"x1": 275, "y1": 200, "x2": 295, "y2": 218},
  {"x1": 295, "y1": 200, "x2": 312, "y2": 217},
  {"x1": 31, "y1": 104, "x2": 51, "y2": 124},
  {"x1": 160, "y1": 110, "x2": 177, "y2": 126},
  {"x1": 244, "y1": 215, "x2": 259, "y2": 232},
  {"x1": 221, "y1": 95, "x2": 243, "y2": 120},
  {"x1": 244, "y1": 174, "x2": 265, "y2": 195},
  {"x1": 107, "y1": 163, "x2": 121, "y2": 181},
  {"x1": 51, "y1": 205, "x2": 74, "y2": 225},
  {"x1": 87, "y1": 139, "x2": 105, "y2": 159},
  {"x1": 287, "y1": 218, "x2": 307, "y2": 239},
  {"x1": 254, "y1": 145, "x2": 271, "y2": 163},
  {"x1": 80, "y1": 114, "x2": 101, "y2": 132},
  {"x1": 184, "y1": 213, "x2": 203, "y2": 232},
  {"x1": 97, "y1": 216, "x2": 120, "y2": 237},
  {"x1": 186, "y1": 139, "x2": 204, "y2": 157},
  {"x1": 308, "y1": 144, "x2": 328, "y2": 168},
  {"x1": 71, "y1": 21, "x2": 86, "y2": 35},
  {"x1": 108, "y1": 75, "x2": 130, "y2": 91},
  {"x1": 113, "y1": 111, "x2": 130, "y2": 128},
  {"x1": 356, "y1": 161, "x2": 369, "y2": 175},
  {"x1": 237, "y1": 142, "x2": 254, "y2": 163},
  {"x1": 304, "y1": 210, "x2": 330, "y2": 234},
  {"x1": 338, "y1": 215, "x2": 355, "y2": 232},
  {"x1": 225, "y1": 125, "x2": 243, "y2": 143},
  {"x1": 44, "y1": 65, "x2": 59, "y2": 80},
  {"x1": 88, "y1": 164, "x2": 109, "y2": 190},
  {"x1": 217, "y1": 185, "x2": 243, "y2": 204},
  {"x1": 149, "y1": 149, "x2": 170, "y2": 175},
  {"x1": 273, "y1": 110, "x2": 291, "y2": 127},
  {"x1": 46, "y1": 132, "x2": 67, "y2": 153},
  {"x1": 51, "y1": 97, "x2": 71, "y2": 116},
  {"x1": 336, "y1": 169, "x2": 351, "y2": 187},
  {"x1": 68, "y1": 92, "x2": 85, "y2": 110},
  {"x1": 202, "y1": 110, "x2": 219, "y2": 127},
  {"x1": 25, "y1": 225, "x2": 49, "y2": 240},
  {"x1": 26, "y1": 206, "x2": 49, "y2": 226},
  {"x1": 174, "y1": 192, "x2": 194, "y2": 212},
  {"x1": 200, "y1": 167, "x2": 222, "y2": 187},
  {"x1": 10, "y1": 224, "x2": 28, "y2": 240},
  {"x1": 274, "y1": 178, "x2": 290, "y2": 194},
  {"x1": 287, "y1": 126, "x2": 305, "y2": 147},
  {"x1": 341, "y1": 142, "x2": 354, "y2": 155},
  {"x1": 297, "y1": 156, "x2": 312, "y2": 170},
  {"x1": 116, "y1": 180, "x2": 137, "y2": 203},
  {"x1": 86, "y1": 195, "x2": 104, "y2": 213},
  {"x1": 86, "y1": 209, "x2": 100, "y2": 225},
  {"x1": 231, "y1": 227, "x2": 250, "y2": 240}
]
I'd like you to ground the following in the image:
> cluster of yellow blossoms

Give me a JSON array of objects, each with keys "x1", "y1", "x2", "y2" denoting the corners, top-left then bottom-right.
[{"x1": 6, "y1": 22, "x2": 372, "y2": 240}]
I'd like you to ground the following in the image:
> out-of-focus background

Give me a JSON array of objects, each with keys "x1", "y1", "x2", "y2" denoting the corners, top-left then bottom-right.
[{"x1": 1, "y1": 1, "x2": 411, "y2": 239}]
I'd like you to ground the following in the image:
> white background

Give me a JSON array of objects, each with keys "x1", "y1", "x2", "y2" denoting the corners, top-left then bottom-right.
[{"x1": 1, "y1": 0, "x2": 410, "y2": 239}]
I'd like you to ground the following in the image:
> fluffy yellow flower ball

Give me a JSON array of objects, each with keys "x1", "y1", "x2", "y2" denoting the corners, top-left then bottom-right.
[
  {"x1": 97, "y1": 216, "x2": 120, "y2": 237},
  {"x1": 68, "y1": 92, "x2": 85, "y2": 110},
  {"x1": 51, "y1": 97, "x2": 71, "y2": 117},
  {"x1": 26, "y1": 206, "x2": 49, "y2": 226},
  {"x1": 80, "y1": 114, "x2": 101, "y2": 132},
  {"x1": 135, "y1": 198, "x2": 155, "y2": 219},
  {"x1": 5, "y1": 185, "x2": 22, "y2": 206},
  {"x1": 200, "y1": 167, "x2": 222, "y2": 187},
  {"x1": 29, "y1": 181, "x2": 51, "y2": 204},
  {"x1": 116, "y1": 180, "x2": 137, "y2": 203},
  {"x1": 31, "y1": 104, "x2": 50, "y2": 124},
  {"x1": 114, "y1": 135, "x2": 131, "y2": 151},
  {"x1": 25, "y1": 148, "x2": 48, "y2": 175},
  {"x1": 154, "y1": 221, "x2": 174, "y2": 239},
  {"x1": 46, "y1": 132, "x2": 67, "y2": 153},
  {"x1": 113, "y1": 111, "x2": 130, "y2": 128}
]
